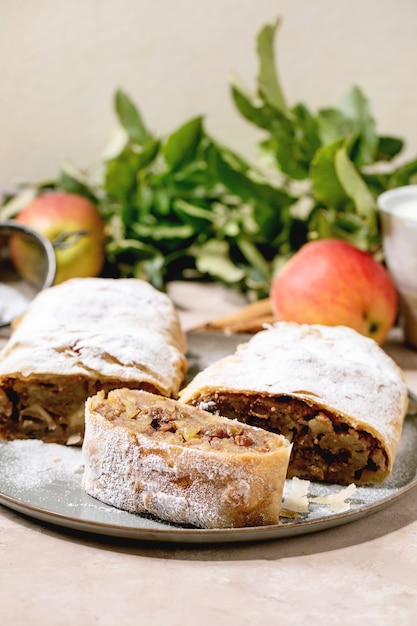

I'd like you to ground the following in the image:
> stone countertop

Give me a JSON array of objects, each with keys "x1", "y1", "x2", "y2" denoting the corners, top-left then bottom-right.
[{"x1": 0, "y1": 282, "x2": 416, "y2": 625}]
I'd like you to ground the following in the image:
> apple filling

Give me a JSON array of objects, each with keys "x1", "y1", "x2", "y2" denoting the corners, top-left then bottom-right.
[
  {"x1": 189, "y1": 392, "x2": 389, "y2": 485},
  {"x1": 82, "y1": 389, "x2": 293, "y2": 528},
  {"x1": 94, "y1": 388, "x2": 281, "y2": 454},
  {"x1": 0, "y1": 377, "x2": 165, "y2": 445}
]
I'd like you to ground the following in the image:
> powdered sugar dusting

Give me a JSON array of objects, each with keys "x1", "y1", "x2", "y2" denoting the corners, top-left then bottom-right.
[
  {"x1": 180, "y1": 322, "x2": 409, "y2": 476},
  {"x1": 0, "y1": 439, "x2": 83, "y2": 493},
  {"x1": 0, "y1": 415, "x2": 416, "y2": 538},
  {"x1": 0, "y1": 326, "x2": 416, "y2": 540},
  {"x1": 81, "y1": 394, "x2": 292, "y2": 529},
  {"x1": 0, "y1": 277, "x2": 187, "y2": 397}
]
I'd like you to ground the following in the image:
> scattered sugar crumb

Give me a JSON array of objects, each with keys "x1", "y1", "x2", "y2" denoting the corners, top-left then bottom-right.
[
  {"x1": 0, "y1": 439, "x2": 83, "y2": 492},
  {"x1": 281, "y1": 478, "x2": 357, "y2": 517},
  {"x1": 310, "y1": 483, "x2": 357, "y2": 513},
  {"x1": 282, "y1": 477, "x2": 310, "y2": 513},
  {"x1": 196, "y1": 400, "x2": 217, "y2": 412}
]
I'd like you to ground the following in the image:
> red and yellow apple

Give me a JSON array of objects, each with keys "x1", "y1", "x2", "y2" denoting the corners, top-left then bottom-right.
[
  {"x1": 14, "y1": 192, "x2": 105, "y2": 284},
  {"x1": 270, "y1": 238, "x2": 398, "y2": 344}
]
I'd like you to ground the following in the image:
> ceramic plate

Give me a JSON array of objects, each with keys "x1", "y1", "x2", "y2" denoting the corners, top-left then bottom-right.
[{"x1": 0, "y1": 331, "x2": 416, "y2": 544}]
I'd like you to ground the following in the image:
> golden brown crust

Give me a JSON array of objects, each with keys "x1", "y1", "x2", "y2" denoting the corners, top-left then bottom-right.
[{"x1": 82, "y1": 389, "x2": 292, "y2": 528}]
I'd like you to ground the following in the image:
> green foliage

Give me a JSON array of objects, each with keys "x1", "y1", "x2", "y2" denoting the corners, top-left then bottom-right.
[
  {"x1": 230, "y1": 19, "x2": 417, "y2": 255},
  {"x1": 98, "y1": 89, "x2": 295, "y2": 297},
  {"x1": 2, "y1": 19, "x2": 417, "y2": 298}
]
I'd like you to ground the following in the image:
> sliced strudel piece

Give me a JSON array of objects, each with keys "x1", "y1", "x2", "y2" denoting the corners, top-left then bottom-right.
[
  {"x1": 82, "y1": 388, "x2": 292, "y2": 528},
  {"x1": 179, "y1": 322, "x2": 408, "y2": 485},
  {"x1": 0, "y1": 278, "x2": 187, "y2": 445}
]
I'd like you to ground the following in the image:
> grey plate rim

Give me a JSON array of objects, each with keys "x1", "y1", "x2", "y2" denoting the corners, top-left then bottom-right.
[
  {"x1": 0, "y1": 453, "x2": 416, "y2": 544},
  {"x1": 0, "y1": 330, "x2": 416, "y2": 545}
]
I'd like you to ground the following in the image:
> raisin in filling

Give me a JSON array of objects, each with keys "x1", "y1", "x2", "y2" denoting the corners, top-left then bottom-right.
[{"x1": 192, "y1": 392, "x2": 388, "y2": 485}]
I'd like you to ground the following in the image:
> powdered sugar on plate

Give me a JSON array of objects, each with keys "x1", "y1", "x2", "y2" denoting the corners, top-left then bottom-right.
[
  {"x1": 0, "y1": 414, "x2": 416, "y2": 544},
  {"x1": 0, "y1": 329, "x2": 416, "y2": 542},
  {"x1": 0, "y1": 439, "x2": 83, "y2": 494}
]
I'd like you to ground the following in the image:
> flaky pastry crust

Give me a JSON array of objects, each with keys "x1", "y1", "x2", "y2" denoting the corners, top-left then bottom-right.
[
  {"x1": 82, "y1": 389, "x2": 292, "y2": 528},
  {"x1": 0, "y1": 278, "x2": 187, "y2": 444},
  {"x1": 179, "y1": 322, "x2": 409, "y2": 485}
]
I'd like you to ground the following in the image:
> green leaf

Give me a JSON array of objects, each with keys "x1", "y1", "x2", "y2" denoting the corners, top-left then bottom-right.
[
  {"x1": 115, "y1": 89, "x2": 152, "y2": 146},
  {"x1": 361, "y1": 171, "x2": 391, "y2": 198},
  {"x1": 135, "y1": 186, "x2": 154, "y2": 215},
  {"x1": 263, "y1": 135, "x2": 310, "y2": 180},
  {"x1": 256, "y1": 18, "x2": 290, "y2": 117},
  {"x1": 135, "y1": 139, "x2": 161, "y2": 170},
  {"x1": 209, "y1": 143, "x2": 293, "y2": 208},
  {"x1": 316, "y1": 107, "x2": 352, "y2": 146},
  {"x1": 309, "y1": 207, "x2": 338, "y2": 240},
  {"x1": 236, "y1": 237, "x2": 270, "y2": 279},
  {"x1": 104, "y1": 147, "x2": 142, "y2": 199},
  {"x1": 387, "y1": 156, "x2": 417, "y2": 188},
  {"x1": 230, "y1": 82, "x2": 272, "y2": 131},
  {"x1": 376, "y1": 135, "x2": 404, "y2": 162},
  {"x1": 106, "y1": 238, "x2": 166, "y2": 287},
  {"x1": 194, "y1": 240, "x2": 246, "y2": 283},
  {"x1": 104, "y1": 140, "x2": 160, "y2": 202},
  {"x1": 106, "y1": 237, "x2": 159, "y2": 261},
  {"x1": 152, "y1": 188, "x2": 171, "y2": 216},
  {"x1": 209, "y1": 145, "x2": 255, "y2": 198},
  {"x1": 258, "y1": 104, "x2": 320, "y2": 181},
  {"x1": 334, "y1": 146, "x2": 376, "y2": 220},
  {"x1": 337, "y1": 86, "x2": 378, "y2": 166},
  {"x1": 163, "y1": 116, "x2": 203, "y2": 170},
  {"x1": 132, "y1": 221, "x2": 194, "y2": 240},
  {"x1": 173, "y1": 198, "x2": 217, "y2": 225},
  {"x1": 138, "y1": 256, "x2": 166, "y2": 289},
  {"x1": 59, "y1": 163, "x2": 98, "y2": 203},
  {"x1": 310, "y1": 138, "x2": 348, "y2": 208},
  {"x1": 290, "y1": 103, "x2": 321, "y2": 165}
]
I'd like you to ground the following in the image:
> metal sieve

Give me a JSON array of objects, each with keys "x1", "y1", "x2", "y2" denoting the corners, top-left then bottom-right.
[{"x1": 0, "y1": 220, "x2": 56, "y2": 327}]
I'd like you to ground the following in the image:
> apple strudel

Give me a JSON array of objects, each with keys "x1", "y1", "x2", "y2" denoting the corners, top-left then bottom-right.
[
  {"x1": 0, "y1": 278, "x2": 187, "y2": 445},
  {"x1": 82, "y1": 388, "x2": 292, "y2": 528},
  {"x1": 179, "y1": 322, "x2": 408, "y2": 485}
]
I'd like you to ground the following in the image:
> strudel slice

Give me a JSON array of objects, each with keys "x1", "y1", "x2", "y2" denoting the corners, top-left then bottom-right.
[
  {"x1": 82, "y1": 389, "x2": 292, "y2": 528},
  {"x1": 179, "y1": 322, "x2": 408, "y2": 485},
  {"x1": 0, "y1": 278, "x2": 187, "y2": 445}
]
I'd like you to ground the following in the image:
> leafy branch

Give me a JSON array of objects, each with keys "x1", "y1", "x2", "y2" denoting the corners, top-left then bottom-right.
[{"x1": 231, "y1": 18, "x2": 417, "y2": 254}]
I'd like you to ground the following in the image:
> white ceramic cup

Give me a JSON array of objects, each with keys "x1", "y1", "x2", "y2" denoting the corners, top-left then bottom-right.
[{"x1": 378, "y1": 185, "x2": 417, "y2": 348}]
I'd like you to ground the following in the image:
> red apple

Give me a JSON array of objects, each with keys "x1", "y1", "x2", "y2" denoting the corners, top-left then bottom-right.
[
  {"x1": 270, "y1": 238, "x2": 398, "y2": 344},
  {"x1": 14, "y1": 192, "x2": 105, "y2": 284}
]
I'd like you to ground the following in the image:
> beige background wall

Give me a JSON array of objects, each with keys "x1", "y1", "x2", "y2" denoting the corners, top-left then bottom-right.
[{"x1": 0, "y1": 0, "x2": 416, "y2": 191}]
